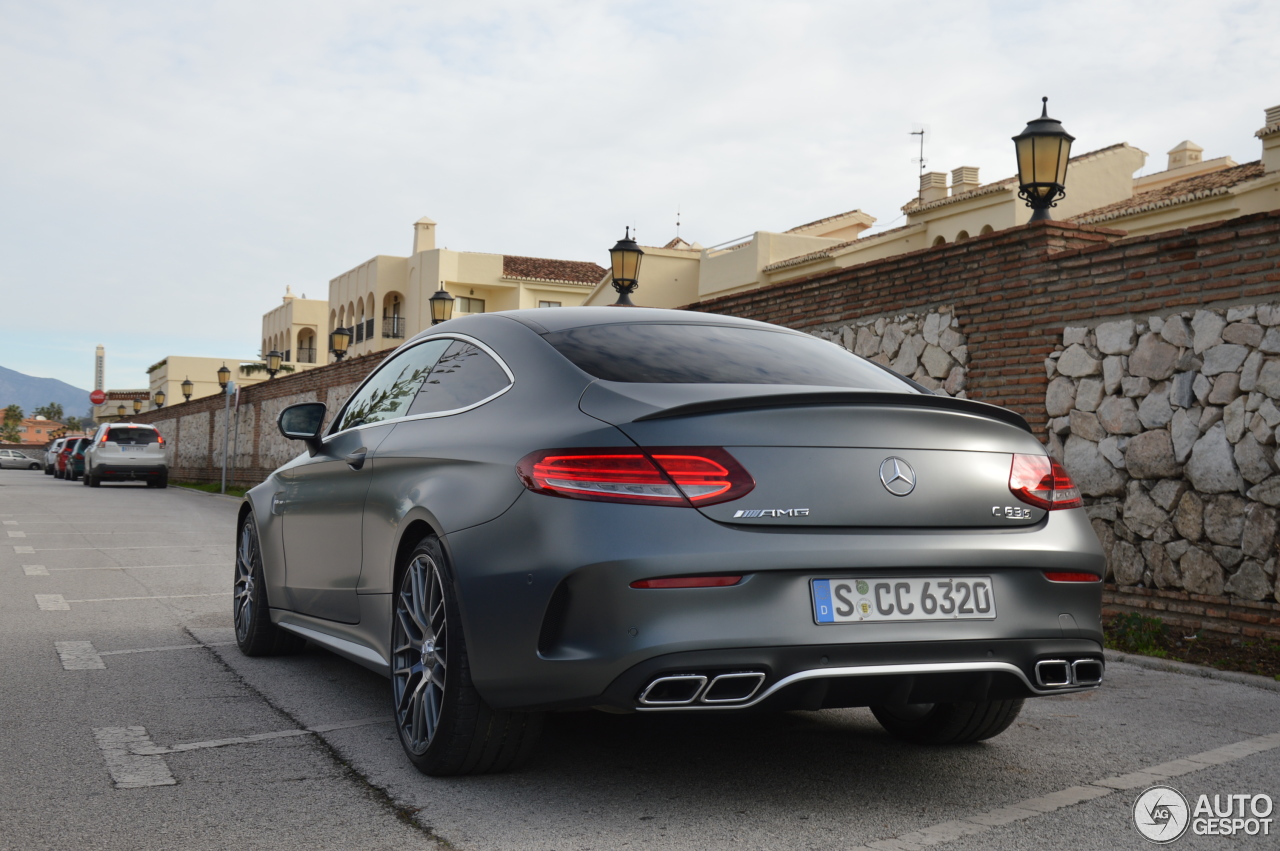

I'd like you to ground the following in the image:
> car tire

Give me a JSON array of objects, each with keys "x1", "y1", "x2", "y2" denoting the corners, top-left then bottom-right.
[
  {"x1": 44, "y1": 465, "x2": 53, "y2": 476},
  {"x1": 871, "y1": 699, "x2": 1024, "y2": 745},
  {"x1": 233, "y1": 513, "x2": 305, "y2": 656},
  {"x1": 29, "y1": 462, "x2": 40, "y2": 470},
  {"x1": 391, "y1": 537, "x2": 543, "y2": 776},
  {"x1": 82, "y1": 472, "x2": 90, "y2": 486}
]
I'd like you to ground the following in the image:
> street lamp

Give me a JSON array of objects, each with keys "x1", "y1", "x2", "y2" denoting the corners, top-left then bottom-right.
[
  {"x1": 429, "y1": 287, "x2": 455, "y2": 325},
  {"x1": 117, "y1": 404, "x2": 127, "y2": 419},
  {"x1": 1013, "y1": 96, "x2": 1075, "y2": 222},
  {"x1": 266, "y1": 350, "x2": 283, "y2": 379},
  {"x1": 181, "y1": 377, "x2": 193, "y2": 402},
  {"x1": 330, "y1": 327, "x2": 351, "y2": 362},
  {"x1": 154, "y1": 390, "x2": 165, "y2": 409},
  {"x1": 609, "y1": 227, "x2": 644, "y2": 306},
  {"x1": 133, "y1": 398, "x2": 143, "y2": 415},
  {"x1": 217, "y1": 364, "x2": 231, "y2": 391}
]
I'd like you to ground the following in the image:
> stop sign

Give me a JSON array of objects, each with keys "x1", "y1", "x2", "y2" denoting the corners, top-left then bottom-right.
[{"x1": 90, "y1": 390, "x2": 106, "y2": 406}]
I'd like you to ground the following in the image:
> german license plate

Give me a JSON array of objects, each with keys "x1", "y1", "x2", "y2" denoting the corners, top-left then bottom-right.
[{"x1": 812, "y1": 577, "x2": 995, "y2": 623}]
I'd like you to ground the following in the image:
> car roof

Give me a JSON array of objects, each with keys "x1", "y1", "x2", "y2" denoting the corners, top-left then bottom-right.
[{"x1": 491, "y1": 306, "x2": 792, "y2": 336}]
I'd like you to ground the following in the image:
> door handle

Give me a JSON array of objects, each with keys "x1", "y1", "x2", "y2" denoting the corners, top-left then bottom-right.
[{"x1": 345, "y1": 448, "x2": 368, "y2": 470}]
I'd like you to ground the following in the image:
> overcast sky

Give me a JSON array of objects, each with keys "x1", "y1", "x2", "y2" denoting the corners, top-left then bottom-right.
[{"x1": 2, "y1": 0, "x2": 1278, "y2": 393}]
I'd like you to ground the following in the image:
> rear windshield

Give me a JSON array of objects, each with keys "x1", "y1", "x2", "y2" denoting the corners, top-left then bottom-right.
[
  {"x1": 107, "y1": 427, "x2": 160, "y2": 445},
  {"x1": 543, "y1": 323, "x2": 918, "y2": 391}
]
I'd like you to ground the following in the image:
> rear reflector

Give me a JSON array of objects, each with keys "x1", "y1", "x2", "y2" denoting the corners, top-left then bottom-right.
[
  {"x1": 630, "y1": 575, "x2": 743, "y2": 589},
  {"x1": 517, "y1": 447, "x2": 754, "y2": 506},
  {"x1": 1009, "y1": 454, "x2": 1083, "y2": 511},
  {"x1": 1043, "y1": 571, "x2": 1101, "y2": 582}
]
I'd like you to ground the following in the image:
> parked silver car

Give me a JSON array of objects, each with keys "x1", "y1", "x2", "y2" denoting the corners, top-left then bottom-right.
[{"x1": 0, "y1": 449, "x2": 41, "y2": 470}]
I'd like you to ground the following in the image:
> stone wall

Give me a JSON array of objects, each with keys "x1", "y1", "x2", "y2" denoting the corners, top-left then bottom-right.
[
  {"x1": 809, "y1": 306, "x2": 969, "y2": 396},
  {"x1": 1047, "y1": 304, "x2": 1280, "y2": 607}
]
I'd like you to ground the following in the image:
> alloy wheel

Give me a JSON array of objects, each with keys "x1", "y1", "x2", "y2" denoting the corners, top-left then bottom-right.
[
  {"x1": 392, "y1": 554, "x2": 448, "y2": 755},
  {"x1": 233, "y1": 520, "x2": 257, "y2": 644}
]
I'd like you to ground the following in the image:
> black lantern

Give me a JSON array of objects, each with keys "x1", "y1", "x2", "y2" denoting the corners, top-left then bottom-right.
[
  {"x1": 117, "y1": 404, "x2": 127, "y2": 418},
  {"x1": 133, "y1": 398, "x2": 143, "y2": 414},
  {"x1": 429, "y1": 287, "x2": 455, "y2": 325},
  {"x1": 181, "y1": 377, "x2": 193, "y2": 402},
  {"x1": 1013, "y1": 97, "x2": 1075, "y2": 222},
  {"x1": 330, "y1": 326, "x2": 351, "y2": 361},
  {"x1": 609, "y1": 227, "x2": 644, "y2": 306},
  {"x1": 154, "y1": 390, "x2": 166, "y2": 409},
  {"x1": 217, "y1": 364, "x2": 231, "y2": 390},
  {"x1": 266, "y1": 350, "x2": 283, "y2": 379}
]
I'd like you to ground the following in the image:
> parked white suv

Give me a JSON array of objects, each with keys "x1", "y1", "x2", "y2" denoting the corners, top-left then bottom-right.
[
  {"x1": 85, "y1": 423, "x2": 168, "y2": 488},
  {"x1": 44, "y1": 438, "x2": 66, "y2": 474}
]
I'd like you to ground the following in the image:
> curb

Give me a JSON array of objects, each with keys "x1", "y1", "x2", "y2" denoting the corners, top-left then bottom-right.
[
  {"x1": 170, "y1": 485, "x2": 245, "y2": 504},
  {"x1": 1104, "y1": 649, "x2": 1280, "y2": 693}
]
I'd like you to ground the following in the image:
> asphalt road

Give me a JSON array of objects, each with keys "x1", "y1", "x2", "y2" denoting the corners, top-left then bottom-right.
[{"x1": 2, "y1": 471, "x2": 1278, "y2": 851}]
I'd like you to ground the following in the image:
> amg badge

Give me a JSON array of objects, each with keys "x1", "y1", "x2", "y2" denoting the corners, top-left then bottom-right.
[{"x1": 733, "y1": 508, "x2": 811, "y2": 518}]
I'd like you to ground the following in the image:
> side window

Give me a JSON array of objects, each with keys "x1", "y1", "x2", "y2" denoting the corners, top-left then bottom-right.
[
  {"x1": 406, "y1": 340, "x2": 511, "y2": 417},
  {"x1": 336, "y1": 339, "x2": 450, "y2": 432}
]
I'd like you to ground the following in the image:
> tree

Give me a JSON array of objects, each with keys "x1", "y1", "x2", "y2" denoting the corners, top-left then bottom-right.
[
  {"x1": 33, "y1": 403, "x2": 64, "y2": 421},
  {"x1": 1, "y1": 404, "x2": 21, "y2": 443}
]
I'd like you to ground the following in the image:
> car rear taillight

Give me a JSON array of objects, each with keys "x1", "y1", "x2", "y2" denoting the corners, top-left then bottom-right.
[
  {"x1": 517, "y1": 447, "x2": 754, "y2": 507},
  {"x1": 74, "y1": 453, "x2": 83, "y2": 460},
  {"x1": 1043, "y1": 571, "x2": 1100, "y2": 582},
  {"x1": 630, "y1": 575, "x2": 743, "y2": 589},
  {"x1": 1009, "y1": 454, "x2": 1082, "y2": 511},
  {"x1": 155, "y1": 434, "x2": 164, "y2": 445}
]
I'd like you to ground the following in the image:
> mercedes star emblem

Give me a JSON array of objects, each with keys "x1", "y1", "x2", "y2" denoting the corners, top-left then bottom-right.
[{"x1": 879, "y1": 457, "x2": 916, "y2": 496}]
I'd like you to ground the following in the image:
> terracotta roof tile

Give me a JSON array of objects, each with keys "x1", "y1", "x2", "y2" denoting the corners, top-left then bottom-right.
[
  {"x1": 1073, "y1": 161, "x2": 1265, "y2": 224},
  {"x1": 785, "y1": 209, "x2": 867, "y2": 234},
  {"x1": 502, "y1": 255, "x2": 607, "y2": 285}
]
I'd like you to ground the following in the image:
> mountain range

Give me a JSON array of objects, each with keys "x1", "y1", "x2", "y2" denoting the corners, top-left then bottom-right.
[{"x1": 0, "y1": 365, "x2": 94, "y2": 420}]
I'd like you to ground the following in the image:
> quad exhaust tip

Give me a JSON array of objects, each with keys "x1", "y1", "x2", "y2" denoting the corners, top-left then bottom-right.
[
  {"x1": 638, "y1": 672, "x2": 766, "y2": 706},
  {"x1": 1035, "y1": 658, "x2": 1104, "y2": 689}
]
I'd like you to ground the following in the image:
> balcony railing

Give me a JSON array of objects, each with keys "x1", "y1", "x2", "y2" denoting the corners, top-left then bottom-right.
[
  {"x1": 383, "y1": 316, "x2": 405, "y2": 338},
  {"x1": 296, "y1": 347, "x2": 316, "y2": 364}
]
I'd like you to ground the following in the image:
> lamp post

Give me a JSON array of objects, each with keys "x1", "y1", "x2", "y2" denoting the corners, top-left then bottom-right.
[
  {"x1": 117, "y1": 404, "x2": 127, "y2": 419},
  {"x1": 330, "y1": 327, "x2": 351, "y2": 362},
  {"x1": 609, "y1": 227, "x2": 644, "y2": 306},
  {"x1": 217, "y1": 365, "x2": 234, "y2": 494},
  {"x1": 133, "y1": 398, "x2": 143, "y2": 415},
  {"x1": 1013, "y1": 97, "x2": 1075, "y2": 222},
  {"x1": 266, "y1": 350, "x2": 283, "y2": 379},
  {"x1": 154, "y1": 390, "x2": 165, "y2": 409},
  {"x1": 429, "y1": 287, "x2": 455, "y2": 325},
  {"x1": 181, "y1": 377, "x2": 193, "y2": 402}
]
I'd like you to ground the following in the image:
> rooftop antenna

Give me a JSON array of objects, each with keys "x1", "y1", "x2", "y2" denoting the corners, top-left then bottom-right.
[
  {"x1": 676, "y1": 204, "x2": 681, "y2": 239},
  {"x1": 910, "y1": 124, "x2": 929, "y2": 200}
]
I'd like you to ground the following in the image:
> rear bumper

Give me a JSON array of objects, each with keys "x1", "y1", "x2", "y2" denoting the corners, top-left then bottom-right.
[
  {"x1": 92, "y1": 465, "x2": 166, "y2": 481},
  {"x1": 442, "y1": 493, "x2": 1106, "y2": 712}
]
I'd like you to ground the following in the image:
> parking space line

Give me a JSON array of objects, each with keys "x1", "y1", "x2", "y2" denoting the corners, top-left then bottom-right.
[
  {"x1": 23, "y1": 565, "x2": 50, "y2": 576},
  {"x1": 23, "y1": 545, "x2": 231, "y2": 552},
  {"x1": 3, "y1": 520, "x2": 17, "y2": 525},
  {"x1": 36, "y1": 594, "x2": 70, "y2": 611},
  {"x1": 93, "y1": 727, "x2": 177, "y2": 789},
  {"x1": 37, "y1": 592, "x2": 230, "y2": 610},
  {"x1": 7, "y1": 531, "x2": 26, "y2": 537},
  {"x1": 48, "y1": 563, "x2": 225, "y2": 572},
  {"x1": 55, "y1": 640, "x2": 237, "y2": 670},
  {"x1": 93, "y1": 718, "x2": 387, "y2": 789},
  {"x1": 849, "y1": 730, "x2": 1280, "y2": 851},
  {"x1": 12, "y1": 546, "x2": 35, "y2": 553}
]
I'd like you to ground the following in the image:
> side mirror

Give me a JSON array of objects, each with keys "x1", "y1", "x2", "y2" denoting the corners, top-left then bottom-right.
[{"x1": 278, "y1": 403, "x2": 326, "y2": 454}]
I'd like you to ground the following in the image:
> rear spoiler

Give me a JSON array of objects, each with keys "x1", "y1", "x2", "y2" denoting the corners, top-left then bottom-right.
[{"x1": 633, "y1": 391, "x2": 1033, "y2": 433}]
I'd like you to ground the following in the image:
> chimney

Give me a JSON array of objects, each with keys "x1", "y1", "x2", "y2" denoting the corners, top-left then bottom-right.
[
  {"x1": 1260, "y1": 104, "x2": 1280, "y2": 173},
  {"x1": 1166, "y1": 140, "x2": 1204, "y2": 171},
  {"x1": 919, "y1": 172, "x2": 948, "y2": 203},
  {"x1": 413, "y1": 217, "x2": 437, "y2": 254},
  {"x1": 282, "y1": 285, "x2": 295, "y2": 304},
  {"x1": 950, "y1": 166, "x2": 980, "y2": 194}
]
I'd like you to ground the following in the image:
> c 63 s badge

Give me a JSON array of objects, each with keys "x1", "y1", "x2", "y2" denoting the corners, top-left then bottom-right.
[
  {"x1": 992, "y1": 506, "x2": 1033, "y2": 519},
  {"x1": 733, "y1": 508, "x2": 811, "y2": 518}
]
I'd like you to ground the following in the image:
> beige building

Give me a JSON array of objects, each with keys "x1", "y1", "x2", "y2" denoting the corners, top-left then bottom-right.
[
  {"x1": 144, "y1": 355, "x2": 271, "y2": 411},
  {"x1": 260, "y1": 286, "x2": 328, "y2": 368},
  {"x1": 321, "y1": 217, "x2": 606, "y2": 360},
  {"x1": 584, "y1": 101, "x2": 1280, "y2": 309}
]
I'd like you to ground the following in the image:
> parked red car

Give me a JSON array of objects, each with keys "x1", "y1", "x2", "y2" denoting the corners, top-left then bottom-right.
[{"x1": 56, "y1": 437, "x2": 89, "y2": 480}]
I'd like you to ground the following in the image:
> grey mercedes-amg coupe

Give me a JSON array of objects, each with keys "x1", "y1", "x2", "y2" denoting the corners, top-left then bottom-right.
[{"x1": 234, "y1": 307, "x2": 1105, "y2": 775}]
